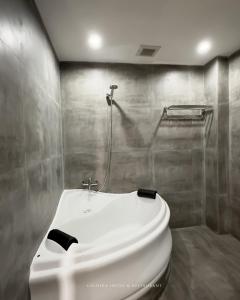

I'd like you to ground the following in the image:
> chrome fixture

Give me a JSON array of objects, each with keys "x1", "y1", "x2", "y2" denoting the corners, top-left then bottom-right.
[
  {"x1": 95, "y1": 84, "x2": 118, "y2": 192},
  {"x1": 162, "y1": 105, "x2": 213, "y2": 120},
  {"x1": 82, "y1": 177, "x2": 98, "y2": 191},
  {"x1": 82, "y1": 85, "x2": 118, "y2": 192},
  {"x1": 106, "y1": 84, "x2": 118, "y2": 106},
  {"x1": 150, "y1": 104, "x2": 214, "y2": 148}
]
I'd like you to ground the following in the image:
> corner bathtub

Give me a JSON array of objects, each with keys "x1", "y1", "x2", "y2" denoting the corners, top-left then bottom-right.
[{"x1": 30, "y1": 190, "x2": 172, "y2": 300}]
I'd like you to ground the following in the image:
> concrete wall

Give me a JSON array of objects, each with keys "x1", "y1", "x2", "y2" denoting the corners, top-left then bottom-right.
[
  {"x1": 204, "y1": 58, "x2": 230, "y2": 233},
  {"x1": 204, "y1": 59, "x2": 219, "y2": 230},
  {"x1": 61, "y1": 62, "x2": 205, "y2": 228},
  {"x1": 229, "y1": 50, "x2": 240, "y2": 239},
  {"x1": 0, "y1": 0, "x2": 63, "y2": 299}
]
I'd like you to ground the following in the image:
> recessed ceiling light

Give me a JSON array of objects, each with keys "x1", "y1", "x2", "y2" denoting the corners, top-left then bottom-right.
[
  {"x1": 88, "y1": 33, "x2": 102, "y2": 50},
  {"x1": 197, "y1": 39, "x2": 212, "y2": 55}
]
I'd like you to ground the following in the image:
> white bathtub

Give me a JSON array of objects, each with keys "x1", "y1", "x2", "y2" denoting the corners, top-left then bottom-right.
[{"x1": 30, "y1": 190, "x2": 172, "y2": 300}]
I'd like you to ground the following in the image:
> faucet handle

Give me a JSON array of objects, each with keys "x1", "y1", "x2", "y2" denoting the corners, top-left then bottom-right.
[
  {"x1": 91, "y1": 181, "x2": 98, "y2": 186},
  {"x1": 81, "y1": 178, "x2": 98, "y2": 190},
  {"x1": 90, "y1": 180, "x2": 98, "y2": 190},
  {"x1": 82, "y1": 180, "x2": 89, "y2": 187}
]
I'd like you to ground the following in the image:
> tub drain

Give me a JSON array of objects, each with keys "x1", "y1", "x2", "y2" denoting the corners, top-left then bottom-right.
[{"x1": 82, "y1": 209, "x2": 91, "y2": 213}]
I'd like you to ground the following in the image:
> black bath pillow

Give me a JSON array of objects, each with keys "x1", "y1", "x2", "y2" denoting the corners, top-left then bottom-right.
[
  {"x1": 137, "y1": 189, "x2": 157, "y2": 199},
  {"x1": 47, "y1": 229, "x2": 78, "y2": 251}
]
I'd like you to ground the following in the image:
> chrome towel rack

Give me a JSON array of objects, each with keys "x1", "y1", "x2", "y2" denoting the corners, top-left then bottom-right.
[{"x1": 162, "y1": 105, "x2": 213, "y2": 120}]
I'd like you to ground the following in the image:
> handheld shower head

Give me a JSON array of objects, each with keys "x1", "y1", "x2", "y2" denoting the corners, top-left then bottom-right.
[
  {"x1": 107, "y1": 84, "x2": 118, "y2": 105},
  {"x1": 106, "y1": 94, "x2": 111, "y2": 106},
  {"x1": 110, "y1": 85, "x2": 118, "y2": 90}
]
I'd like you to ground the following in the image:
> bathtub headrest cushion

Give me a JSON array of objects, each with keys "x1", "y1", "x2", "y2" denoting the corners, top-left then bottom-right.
[
  {"x1": 137, "y1": 189, "x2": 157, "y2": 199},
  {"x1": 47, "y1": 229, "x2": 78, "y2": 251}
]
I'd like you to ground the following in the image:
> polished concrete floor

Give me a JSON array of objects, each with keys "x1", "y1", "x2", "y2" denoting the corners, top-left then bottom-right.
[{"x1": 160, "y1": 226, "x2": 240, "y2": 300}]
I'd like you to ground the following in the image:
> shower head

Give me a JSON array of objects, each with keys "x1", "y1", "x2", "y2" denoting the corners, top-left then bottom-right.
[
  {"x1": 106, "y1": 84, "x2": 118, "y2": 105},
  {"x1": 110, "y1": 85, "x2": 118, "y2": 90}
]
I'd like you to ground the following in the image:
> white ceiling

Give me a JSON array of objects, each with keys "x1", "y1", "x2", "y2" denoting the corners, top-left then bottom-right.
[{"x1": 35, "y1": 0, "x2": 240, "y2": 65}]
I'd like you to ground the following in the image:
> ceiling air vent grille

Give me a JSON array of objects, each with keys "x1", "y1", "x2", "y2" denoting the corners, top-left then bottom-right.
[{"x1": 136, "y1": 45, "x2": 161, "y2": 57}]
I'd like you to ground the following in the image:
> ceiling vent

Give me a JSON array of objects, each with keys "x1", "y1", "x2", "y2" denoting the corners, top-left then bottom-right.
[{"x1": 136, "y1": 45, "x2": 161, "y2": 57}]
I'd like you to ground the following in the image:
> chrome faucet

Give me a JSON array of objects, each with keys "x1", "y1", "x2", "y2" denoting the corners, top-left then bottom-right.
[{"x1": 82, "y1": 177, "x2": 98, "y2": 191}]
